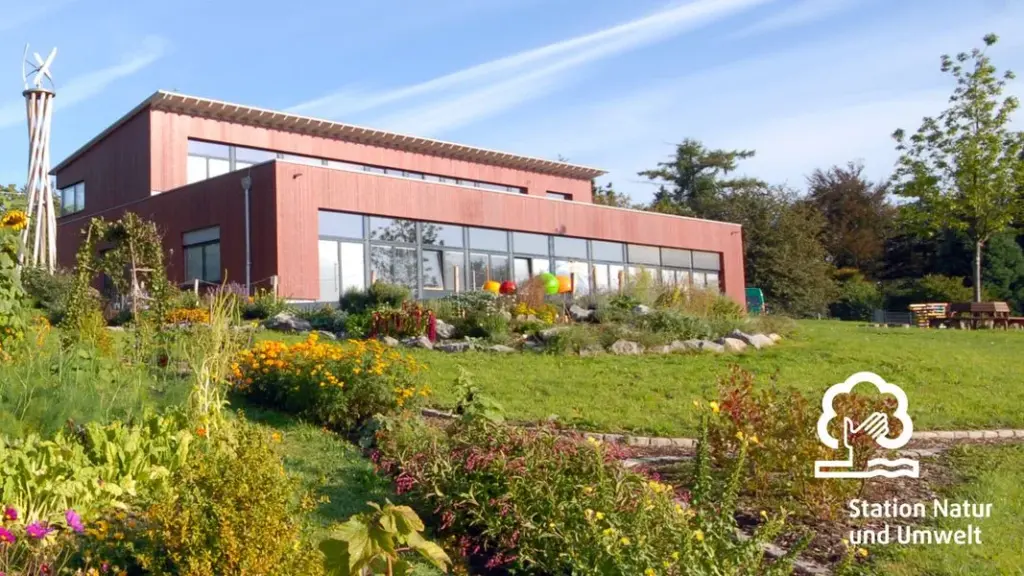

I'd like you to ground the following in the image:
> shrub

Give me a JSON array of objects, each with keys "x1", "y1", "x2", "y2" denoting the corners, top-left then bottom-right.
[
  {"x1": 86, "y1": 419, "x2": 322, "y2": 576},
  {"x1": 830, "y1": 268, "x2": 882, "y2": 321},
  {"x1": 339, "y1": 288, "x2": 372, "y2": 314},
  {"x1": 339, "y1": 282, "x2": 411, "y2": 314},
  {"x1": 369, "y1": 301, "x2": 437, "y2": 341},
  {"x1": 511, "y1": 301, "x2": 557, "y2": 324},
  {"x1": 632, "y1": 310, "x2": 742, "y2": 341},
  {"x1": 298, "y1": 305, "x2": 348, "y2": 333},
  {"x1": 344, "y1": 312, "x2": 372, "y2": 339},
  {"x1": 232, "y1": 335, "x2": 429, "y2": 432},
  {"x1": 164, "y1": 307, "x2": 211, "y2": 325},
  {"x1": 744, "y1": 313, "x2": 797, "y2": 337},
  {"x1": 544, "y1": 324, "x2": 602, "y2": 354},
  {"x1": 704, "y1": 367, "x2": 898, "y2": 520},
  {"x1": 374, "y1": 412, "x2": 803, "y2": 575},
  {"x1": 242, "y1": 288, "x2": 291, "y2": 320},
  {"x1": 882, "y1": 274, "x2": 977, "y2": 310},
  {"x1": 21, "y1": 266, "x2": 75, "y2": 324}
]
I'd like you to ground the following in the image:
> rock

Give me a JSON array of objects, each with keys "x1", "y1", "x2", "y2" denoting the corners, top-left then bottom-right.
[
  {"x1": 264, "y1": 312, "x2": 312, "y2": 333},
  {"x1": 523, "y1": 340, "x2": 545, "y2": 352},
  {"x1": 700, "y1": 340, "x2": 725, "y2": 353},
  {"x1": 436, "y1": 341, "x2": 476, "y2": 353},
  {"x1": 312, "y1": 330, "x2": 337, "y2": 340},
  {"x1": 106, "y1": 325, "x2": 125, "y2": 331},
  {"x1": 538, "y1": 327, "x2": 567, "y2": 342},
  {"x1": 382, "y1": 336, "x2": 400, "y2": 348},
  {"x1": 768, "y1": 333, "x2": 782, "y2": 343},
  {"x1": 487, "y1": 344, "x2": 516, "y2": 353},
  {"x1": 569, "y1": 305, "x2": 595, "y2": 323},
  {"x1": 578, "y1": 344, "x2": 604, "y2": 357},
  {"x1": 648, "y1": 344, "x2": 674, "y2": 354},
  {"x1": 632, "y1": 304, "x2": 651, "y2": 316},
  {"x1": 434, "y1": 319, "x2": 456, "y2": 339},
  {"x1": 748, "y1": 333, "x2": 775, "y2": 348},
  {"x1": 717, "y1": 337, "x2": 747, "y2": 353},
  {"x1": 609, "y1": 339, "x2": 643, "y2": 355},
  {"x1": 403, "y1": 336, "x2": 434, "y2": 350}
]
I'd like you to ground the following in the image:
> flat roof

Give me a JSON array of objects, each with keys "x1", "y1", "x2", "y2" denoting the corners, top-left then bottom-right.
[{"x1": 52, "y1": 90, "x2": 607, "y2": 180}]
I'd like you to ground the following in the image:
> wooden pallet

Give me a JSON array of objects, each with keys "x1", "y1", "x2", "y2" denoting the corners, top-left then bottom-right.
[{"x1": 908, "y1": 302, "x2": 949, "y2": 328}]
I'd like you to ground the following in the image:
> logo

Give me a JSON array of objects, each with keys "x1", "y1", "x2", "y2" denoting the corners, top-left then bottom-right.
[{"x1": 814, "y1": 372, "x2": 919, "y2": 479}]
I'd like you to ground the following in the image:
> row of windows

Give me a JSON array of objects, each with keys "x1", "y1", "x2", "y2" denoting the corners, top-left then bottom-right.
[
  {"x1": 186, "y1": 139, "x2": 529, "y2": 195},
  {"x1": 317, "y1": 211, "x2": 722, "y2": 301},
  {"x1": 58, "y1": 182, "x2": 85, "y2": 216}
]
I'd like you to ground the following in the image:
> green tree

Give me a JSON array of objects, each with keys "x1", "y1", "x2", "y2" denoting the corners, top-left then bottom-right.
[
  {"x1": 982, "y1": 232, "x2": 1024, "y2": 312},
  {"x1": 806, "y1": 162, "x2": 894, "y2": 276},
  {"x1": 590, "y1": 181, "x2": 636, "y2": 208},
  {"x1": 891, "y1": 34, "x2": 1024, "y2": 302},
  {"x1": 638, "y1": 139, "x2": 764, "y2": 217}
]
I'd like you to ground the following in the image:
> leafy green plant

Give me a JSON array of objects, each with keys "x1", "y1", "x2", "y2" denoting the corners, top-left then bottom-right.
[
  {"x1": 301, "y1": 305, "x2": 349, "y2": 333},
  {"x1": 0, "y1": 208, "x2": 30, "y2": 358},
  {"x1": 20, "y1": 266, "x2": 75, "y2": 324},
  {"x1": 242, "y1": 287, "x2": 292, "y2": 320},
  {"x1": 320, "y1": 501, "x2": 451, "y2": 575},
  {"x1": 370, "y1": 302, "x2": 437, "y2": 341},
  {"x1": 182, "y1": 291, "x2": 245, "y2": 436},
  {"x1": 452, "y1": 368, "x2": 505, "y2": 424}
]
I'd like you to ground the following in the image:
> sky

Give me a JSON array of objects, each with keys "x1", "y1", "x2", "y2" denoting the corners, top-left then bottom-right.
[{"x1": 0, "y1": 0, "x2": 1022, "y2": 203}]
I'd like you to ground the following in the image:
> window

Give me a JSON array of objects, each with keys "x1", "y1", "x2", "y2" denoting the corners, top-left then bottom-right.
[
  {"x1": 369, "y1": 217, "x2": 416, "y2": 243},
  {"x1": 235, "y1": 146, "x2": 276, "y2": 164},
  {"x1": 369, "y1": 245, "x2": 417, "y2": 288},
  {"x1": 421, "y1": 223, "x2": 464, "y2": 247},
  {"x1": 58, "y1": 181, "x2": 85, "y2": 216},
  {"x1": 468, "y1": 253, "x2": 509, "y2": 288},
  {"x1": 514, "y1": 258, "x2": 532, "y2": 284},
  {"x1": 319, "y1": 211, "x2": 364, "y2": 238},
  {"x1": 546, "y1": 191, "x2": 572, "y2": 201},
  {"x1": 693, "y1": 251, "x2": 721, "y2": 271},
  {"x1": 553, "y1": 236, "x2": 587, "y2": 259},
  {"x1": 422, "y1": 250, "x2": 444, "y2": 291},
  {"x1": 609, "y1": 265, "x2": 624, "y2": 291},
  {"x1": 593, "y1": 263, "x2": 609, "y2": 291},
  {"x1": 591, "y1": 241, "x2": 623, "y2": 262},
  {"x1": 183, "y1": 226, "x2": 221, "y2": 283},
  {"x1": 187, "y1": 140, "x2": 231, "y2": 184},
  {"x1": 513, "y1": 232, "x2": 549, "y2": 256},
  {"x1": 661, "y1": 248, "x2": 692, "y2": 268},
  {"x1": 706, "y1": 272, "x2": 721, "y2": 292},
  {"x1": 469, "y1": 227, "x2": 508, "y2": 252},
  {"x1": 554, "y1": 260, "x2": 590, "y2": 295},
  {"x1": 627, "y1": 244, "x2": 661, "y2": 266},
  {"x1": 444, "y1": 251, "x2": 465, "y2": 291}
]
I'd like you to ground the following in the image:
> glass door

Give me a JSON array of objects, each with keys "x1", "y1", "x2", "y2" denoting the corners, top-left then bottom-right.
[{"x1": 319, "y1": 240, "x2": 340, "y2": 303}]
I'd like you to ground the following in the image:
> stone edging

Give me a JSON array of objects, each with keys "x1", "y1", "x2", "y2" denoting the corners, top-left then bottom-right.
[{"x1": 421, "y1": 409, "x2": 1024, "y2": 448}]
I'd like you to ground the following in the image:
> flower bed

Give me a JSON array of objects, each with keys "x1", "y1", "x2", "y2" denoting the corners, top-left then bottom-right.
[
  {"x1": 164, "y1": 307, "x2": 210, "y2": 325},
  {"x1": 231, "y1": 334, "x2": 430, "y2": 431}
]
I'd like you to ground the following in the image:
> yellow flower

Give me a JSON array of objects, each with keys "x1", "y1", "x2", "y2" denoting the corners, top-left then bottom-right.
[
  {"x1": 708, "y1": 401, "x2": 720, "y2": 414},
  {"x1": 750, "y1": 434, "x2": 760, "y2": 445},
  {"x1": 760, "y1": 510, "x2": 768, "y2": 520},
  {"x1": 857, "y1": 548, "x2": 868, "y2": 558},
  {"x1": 602, "y1": 527, "x2": 614, "y2": 536},
  {"x1": 841, "y1": 538, "x2": 849, "y2": 547},
  {"x1": 619, "y1": 537, "x2": 631, "y2": 546},
  {"x1": 0, "y1": 209, "x2": 28, "y2": 231},
  {"x1": 735, "y1": 431, "x2": 744, "y2": 441},
  {"x1": 271, "y1": 431, "x2": 282, "y2": 442},
  {"x1": 694, "y1": 530, "x2": 704, "y2": 542},
  {"x1": 645, "y1": 569, "x2": 656, "y2": 576},
  {"x1": 595, "y1": 511, "x2": 605, "y2": 520},
  {"x1": 671, "y1": 551, "x2": 680, "y2": 561}
]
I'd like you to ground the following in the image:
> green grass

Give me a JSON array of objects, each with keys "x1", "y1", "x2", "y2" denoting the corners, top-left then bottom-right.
[
  {"x1": 263, "y1": 320, "x2": 1024, "y2": 436},
  {"x1": 879, "y1": 444, "x2": 1024, "y2": 575}
]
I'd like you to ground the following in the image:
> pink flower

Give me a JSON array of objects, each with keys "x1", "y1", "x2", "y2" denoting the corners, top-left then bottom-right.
[
  {"x1": 2, "y1": 506, "x2": 16, "y2": 522},
  {"x1": 25, "y1": 522, "x2": 52, "y2": 540},
  {"x1": 65, "y1": 509, "x2": 84, "y2": 533},
  {"x1": 0, "y1": 526, "x2": 15, "y2": 544}
]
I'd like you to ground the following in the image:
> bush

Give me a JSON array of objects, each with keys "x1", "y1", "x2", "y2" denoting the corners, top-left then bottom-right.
[
  {"x1": 882, "y1": 274, "x2": 975, "y2": 310},
  {"x1": 374, "y1": 412, "x2": 803, "y2": 575},
  {"x1": 232, "y1": 335, "x2": 429, "y2": 432},
  {"x1": 544, "y1": 324, "x2": 602, "y2": 354},
  {"x1": 242, "y1": 288, "x2": 292, "y2": 320},
  {"x1": 369, "y1": 301, "x2": 437, "y2": 340},
  {"x1": 165, "y1": 307, "x2": 211, "y2": 325},
  {"x1": 21, "y1": 266, "x2": 75, "y2": 324},
  {"x1": 339, "y1": 282, "x2": 411, "y2": 314},
  {"x1": 85, "y1": 419, "x2": 322, "y2": 576},
  {"x1": 298, "y1": 305, "x2": 348, "y2": 333},
  {"x1": 344, "y1": 312, "x2": 372, "y2": 339},
  {"x1": 633, "y1": 310, "x2": 741, "y2": 340},
  {"x1": 744, "y1": 313, "x2": 797, "y2": 337},
  {"x1": 830, "y1": 269, "x2": 882, "y2": 321}
]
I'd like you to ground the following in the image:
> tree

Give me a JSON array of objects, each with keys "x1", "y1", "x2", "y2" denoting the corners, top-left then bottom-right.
[
  {"x1": 638, "y1": 139, "x2": 764, "y2": 217},
  {"x1": 590, "y1": 181, "x2": 636, "y2": 209},
  {"x1": 891, "y1": 34, "x2": 1024, "y2": 302},
  {"x1": 806, "y1": 162, "x2": 894, "y2": 276}
]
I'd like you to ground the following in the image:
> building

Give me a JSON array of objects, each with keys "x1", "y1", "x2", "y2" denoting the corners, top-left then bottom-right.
[{"x1": 52, "y1": 91, "x2": 745, "y2": 305}]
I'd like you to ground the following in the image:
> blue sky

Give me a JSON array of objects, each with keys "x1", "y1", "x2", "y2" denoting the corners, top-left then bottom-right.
[{"x1": 1, "y1": 0, "x2": 1022, "y2": 203}]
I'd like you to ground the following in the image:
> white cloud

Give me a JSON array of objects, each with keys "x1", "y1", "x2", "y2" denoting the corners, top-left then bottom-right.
[
  {"x1": 0, "y1": 36, "x2": 169, "y2": 129},
  {"x1": 728, "y1": 0, "x2": 858, "y2": 39},
  {"x1": 289, "y1": 0, "x2": 776, "y2": 125}
]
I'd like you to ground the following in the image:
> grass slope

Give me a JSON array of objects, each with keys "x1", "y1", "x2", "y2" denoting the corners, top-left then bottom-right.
[{"x1": 260, "y1": 320, "x2": 1024, "y2": 437}]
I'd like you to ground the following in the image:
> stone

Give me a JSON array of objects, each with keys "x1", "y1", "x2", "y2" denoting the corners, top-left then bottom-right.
[
  {"x1": 717, "y1": 337, "x2": 747, "y2": 353},
  {"x1": 263, "y1": 312, "x2": 312, "y2": 333},
  {"x1": 403, "y1": 336, "x2": 434, "y2": 350},
  {"x1": 727, "y1": 329, "x2": 773, "y2": 350},
  {"x1": 649, "y1": 437, "x2": 673, "y2": 448},
  {"x1": 674, "y1": 339, "x2": 703, "y2": 352},
  {"x1": 982, "y1": 430, "x2": 998, "y2": 439},
  {"x1": 996, "y1": 430, "x2": 1016, "y2": 439},
  {"x1": 382, "y1": 336, "x2": 400, "y2": 347},
  {"x1": 648, "y1": 344, "x2": 674, "y2": 354},
  {"x1": 569, "y1": 304, "x2": 595, "y2": 323},
  {"x1": 436, "y1": 340, "x2": 475, "y2": 353},
  {"x1": 626, "y1": 436, "x2": 650, "y2": 447},
  {"x1": 434, "y1": 319, "x2": 456, "y2": 339},
  {"x1": 578, "y1": 344, "x2": 604, "y2": 357},
  {"x1": 967, "y1": 430, "x2": 984, "y2": 440},
  {"x1": 538, "y1": 327, "x2": 566, "y2": 342},
  {"x1": 768, "y1": 333, "x2": 783, "y2": 343},
  {"x1": 312, "y1": 330, "x2": 337, "y2": 340},
  {"x1": 632, "y1": 304, "x2": 651, "y2": 316},
  {"x1": 523, "y1": 340, "x2": 545, "y2": 352},
  {"x1": 487, "y1": 344, "x2": 516, "y2": 353},
  {"x1": 609, "y1": 339, "x2": 643, "y2": 355},
  {"x1": 698, "y1": 340, "x2": 725, "y2": 353}
]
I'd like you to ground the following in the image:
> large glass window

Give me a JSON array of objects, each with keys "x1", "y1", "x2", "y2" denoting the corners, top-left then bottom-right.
[
  {"x1": 546, "y1": 191, "x2": 571, "y2": 201},
  {"x1": 421, "y1": 223, "x2": 464, "y2": 247},
  {"x1": 554, "y1": 260, "x2": 590, "y2": 295},
  {"x1": 490, "y1": 255, "x2": 510, "y2": 283},
  {"x1": 553, "y1": 236, "x2": 587, "y2": 259},
  {"x1": 369, "y1": 217, "x2": 416, "y2": 243},
  {"x1": 340, "y1": 242, "x2": 365, "y2": 293},
  {"x1": 469, "y1": 227, "x2": 508, "y2": 252},
  {"x1": 370, "y1": 245, "x2": 417, "y2": 288},
  {"x1": 444, "y1": 251, "x2": 465, "y2": 291},
  {"x1": 661, "y1": 248, "x2": 692, "y2": 268},
  {"x1": 609, "y1": 265, "x2": 624, "y2": 291},
  {"x1": 58, "y1": 182, "x2": 85, "y2": 216},
  {"x1": 512, "y1": 232, "x2": 549, "y2": 256},
  {"x1": 319, "y1": 211, "x2": 364, "y2": 238},
  {"x1": 183, "y1": 226, "x2": 221, "y2": 283},
  {"x1": 593, "y1": 264, "x2": 609, "y2": 292},
  {"x1": 692, "y1": 251, "x2": 721, "y2": 271},
  {"x1": 422, "y1": 250, "x2": 444, "y2": 291},
  {"x1": 235, "y1": 146, "x2": 276, "y2": 164},
  {"x1": 591, "y1": 240, "x2": 624, "y2": 262},
  {"x1": 627, "y1": 244, "x2": 661, "y2": 265},
  {"x1": 187, "y1": 140, "x2": 231, "y2": 184},
  {"x1": 469, "y1": 253, "x2": 489, "y2": 289}
]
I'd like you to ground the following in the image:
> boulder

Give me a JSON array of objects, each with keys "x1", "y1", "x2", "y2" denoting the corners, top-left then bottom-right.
[
  {"x1": 578, "y1": 344, "x2": 605, "y2": 357},
  {"x1": 435, "y1": 319, "x2": 456, "y2": 339},
  {"x1": 569, "y1": 305, "x2": 595, "y2": 323},
  {"x1": 768, "y1": 333, "x2": 783, "y2": 343},
  {"x1": 264, "y1": 312, "x2": 312, "y2": 333},
  {"x1": 403, "y1": 336, "x2": 434, "y2": 350},
  {"x1": 436, "y1": 341, "x2": 476, "y2": 353},
  {"x1": 700, "y1": 340, "x2": 725, "y2": 353},
  {"x1": 487, "y1": 344, "x2": 516, "y2": 353},
  {"x1": 523, "y1": 340, "x2": 545, "y2": 352},
  {"x1": 748, "y1": 333, "x2": 775, "y2": 349},
  {"x1": 609, "y1": 339, "x2": 643, "y2": 355},
  {"x1": 671, "y1": 340, "x2": 701, "y2": 352},
  {"x1": 717, "y1": 337, "x2": 747, "y2": 353},
  {"x1": 312, "y1": 330, "x2": 337, "y2": 340},
  {"x1": 632, "y1": 304, "x2": 651, "y2": 316},
  {"x1": 381, "y1": 336, "x2": 400, "y2": 348},
  {"x1": 538, "y1": 327, "x2": 567, "y2": 342},
  {"x1": 648, "y1": 344, "x2": 674, "y2": 354}
]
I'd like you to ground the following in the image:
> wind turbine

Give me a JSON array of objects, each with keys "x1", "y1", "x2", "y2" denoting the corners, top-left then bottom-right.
[{"x1": 23, "y1": 45, "x2": 57, "y2": 90}]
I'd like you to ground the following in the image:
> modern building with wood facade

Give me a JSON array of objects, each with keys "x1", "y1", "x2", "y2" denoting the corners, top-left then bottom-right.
[{"x1": 52, "y1": 91, "x2": 745, "y2": 305}]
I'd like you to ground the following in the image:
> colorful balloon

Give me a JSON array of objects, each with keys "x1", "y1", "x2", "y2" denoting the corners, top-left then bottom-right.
[
  {"x1": 540, "y1": 273, "x2": 559, "y2": 295},
  {"x1": 556, "y1": 275, "x2": 573, "y2": 294},
  {"x1": 483, "y1": 280, "x2": 501, "y2": 294},
  {"x1": 499, "y1": 280, "x2": 517, "y2": 295}
]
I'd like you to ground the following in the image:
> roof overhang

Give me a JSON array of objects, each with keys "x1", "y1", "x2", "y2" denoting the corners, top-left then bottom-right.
[{"x1": 52, "y1": 90, "x2": 607, "y2": 180}]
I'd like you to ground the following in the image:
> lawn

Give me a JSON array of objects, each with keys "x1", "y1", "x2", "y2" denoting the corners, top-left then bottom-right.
[
  {"x1": 880, "y1": 443, "x2": 1024, "y2": 575},
  {"x1": 264, "y1": 320, "x2": 1024, "y2": 436}
]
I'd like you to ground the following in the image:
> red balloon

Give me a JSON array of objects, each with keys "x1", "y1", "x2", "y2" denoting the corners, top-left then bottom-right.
[{"x1": 499, "y1": 280, "x2": 517, "y2": 294}]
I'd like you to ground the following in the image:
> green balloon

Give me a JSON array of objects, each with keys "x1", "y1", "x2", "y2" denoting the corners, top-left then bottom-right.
[{"x1": 541, "y1": 273, "x2": 559, "y2": 295}]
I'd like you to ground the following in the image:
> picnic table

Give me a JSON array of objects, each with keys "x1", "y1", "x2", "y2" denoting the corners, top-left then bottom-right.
[{"x1": 929, "y1": 301, "x2": 1013, "y2": 329}]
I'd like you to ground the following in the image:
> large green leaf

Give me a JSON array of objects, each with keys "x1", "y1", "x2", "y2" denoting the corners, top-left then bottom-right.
[
  {"x1": 406, "y1": 531, "x2": 451, "y2": 572},
  {"x1": 319, "y1": 538, "x2": 352, "y2": 576}
]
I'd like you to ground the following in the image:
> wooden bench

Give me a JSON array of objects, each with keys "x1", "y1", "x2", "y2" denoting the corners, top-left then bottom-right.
[{"x1": 938, "y1": 301, "x2": 1013, "y2": 330}]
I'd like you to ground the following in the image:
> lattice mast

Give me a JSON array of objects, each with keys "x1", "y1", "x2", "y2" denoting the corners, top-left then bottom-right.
[{"x1": 20, "y1": 45, "x2": 58, "y2": 272}]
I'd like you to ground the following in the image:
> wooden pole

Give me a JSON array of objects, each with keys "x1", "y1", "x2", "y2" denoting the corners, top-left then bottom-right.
[
  {"x1": 454, "y1": 265, "x2": 460, "y2": 293},
  {"x1": 271, "y1": 275, "x2": 279, "y2": 297},
  {"x1": 20, "y1": 89, "x2": 58, "y2": 272},
  {"x1": 193, "y1": 278, "x2": 199, "y2": 295}
]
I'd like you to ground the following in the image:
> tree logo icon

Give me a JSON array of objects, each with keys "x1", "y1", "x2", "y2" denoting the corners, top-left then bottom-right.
[{"x1": 814, "y1": 372, "x2": 919, "y2": 479}]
